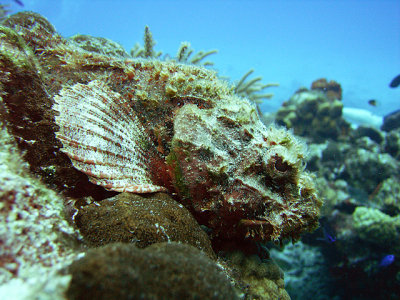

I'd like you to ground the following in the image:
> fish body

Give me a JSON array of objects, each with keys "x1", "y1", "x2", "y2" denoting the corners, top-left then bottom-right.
[
  {"x1": 54, "y1": 59, "x2": 321, "y2": 241},
  {"x1": 318, "y1": 226, "x2": 336, "y2": 243},
  {"x1": 389, "y1": 74, "x2": 400, "y2": 88},
  {"x1": 368, "y1": 99, "x2": 377, "y2": 107},
  {"x1": 0, "y1": 12, "x2": 322, "y2": 243},
  {"x1": 379, "y1": 254, "x2": 395, "y2": 267}
]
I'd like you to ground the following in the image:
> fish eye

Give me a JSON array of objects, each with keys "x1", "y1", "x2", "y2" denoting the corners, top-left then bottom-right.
[{"x1": 274, "y1": 158, "x2": 290, "y2": 172}]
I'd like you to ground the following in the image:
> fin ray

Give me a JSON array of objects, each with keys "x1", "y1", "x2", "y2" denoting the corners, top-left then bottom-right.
[{"x1": 53, "y1": 80, "x2": 165, "y2": 193}]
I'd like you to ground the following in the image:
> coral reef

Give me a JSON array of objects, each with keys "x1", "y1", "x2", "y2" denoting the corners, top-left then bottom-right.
[
  {"x1": 352, "y1": 125, "x2": 383, "y2": 144},
  {"x1": 270, "y1": 242, "x2": 335, "y2": 300},
  {"x1": 321, "y1": 205, "x2": 400, "y2": 300},
  {"x1": 384, "y1": 128, "x2": 400, "y2": 160},
  {"x1": 275, "y1": 87, "x2": 350, "y2": 142},
  {"x1": 0, "y1": 11, "x2": 323, "y2": 299},
  {"x1": 224, "y1": 251, "x2": 289, "y2": 300},
  {"x1": 269, "y1": 82, "x2": 400, "y2": 299},
  {"x1": 340, "y1": 146, "x2": 399, "y2": 194},
  {"x1": 370, "y1": 177, "x2": 400, "y2": 215},
  {"x1": 2, "y1": 8, "x2": 397, "y2": 300},
  {"x1": 66, "y1": 242, "x2": 238, "y2": 300},
  {"x1": 381, "y1": 109, "x2": 400, "y2": 132},
  {"x1": 0, "y1": 124, "x2": 80, "y2": 298},
  {"x1": 310, "y1": 78, "x2": 342, "y2": 100},
  {"x1": 75, "y1": 192, "x2": 215, "y2": 258},
  {"x1": 0, "y1": 11, "x2": 321, "y2": 244},
  {"x1": 352, "y1": 207, "x2": 400, "y2": 249}
]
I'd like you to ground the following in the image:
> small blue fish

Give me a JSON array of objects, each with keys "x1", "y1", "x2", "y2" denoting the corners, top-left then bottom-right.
[
  {"x1": 324, "y1": 232, "x2": 336, "y2": 243},
  {"x1": 379, "y1": 254, "x2": 395, "y2": 267},
  {"x1": 316, "y1": 226, "x2": 336, "y2": 243}
]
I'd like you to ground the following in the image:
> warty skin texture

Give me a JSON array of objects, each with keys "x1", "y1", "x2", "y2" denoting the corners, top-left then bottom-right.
[{"x1": 0, "y1": 12, "x2": 322, "y2": 243}]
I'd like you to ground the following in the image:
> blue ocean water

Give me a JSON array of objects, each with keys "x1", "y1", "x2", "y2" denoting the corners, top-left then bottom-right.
[{"x1": 5, "y1": 0, "x2": 400, "y2": 116}]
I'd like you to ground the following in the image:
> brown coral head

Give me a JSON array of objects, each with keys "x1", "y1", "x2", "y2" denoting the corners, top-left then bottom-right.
[{"x1": 311, "y1": 78, "x2": 342, "y2": 100}]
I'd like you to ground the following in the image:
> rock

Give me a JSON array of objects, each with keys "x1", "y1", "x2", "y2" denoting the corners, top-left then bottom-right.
[
  {"x1": 275, "y1": 89, "x2": 350, "y2": 142},
  {"x1": 381, "y1": 109, "x2": 400, "y2": 132},
  {"x1": 75, "y1": 192, "x2": 215, "y2": 259},
  {"x1": 352, "y1": 125, "x2": 383, "y2": 144},
  {"x1": 342, "y1": 148, "x2": 399, "y2": 194},
  {"x1": 224, "y1": 251, "x2": 289, "y2": 300},
  {"x1": 384, "y1": 128, "x2": 400, "y2": 159},
  {"x1": 352, "y1": 207, "x2": 400, "y2": 250},
  {"x1": 370, "y1": 177, "x2": 400, "y2": 215},
  {"x1": 66, "y1": 242, "x2": 238, "y2": 300},
  {"x1": 70, "y1": 34, "x2": 130, "y2": 59},
  {"x1": 311, "y1": 78, "x2": 342, "y2": 100},
  {"x1": 0, "y1": 125, "x2": 79, "y2": 295}
]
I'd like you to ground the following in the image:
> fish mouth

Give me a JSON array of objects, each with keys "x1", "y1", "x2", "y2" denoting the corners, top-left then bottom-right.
[
  {"x1": 232, "y1": 181, "x2": 321, "y2": 242},
  {"x1": 239, "y1": 219, "x2": 275, "y2": 240}
]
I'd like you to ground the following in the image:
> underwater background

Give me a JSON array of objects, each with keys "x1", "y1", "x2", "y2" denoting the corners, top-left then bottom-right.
[{"x1": 0, "y1": 0, "x2": 400, "y2": 299}]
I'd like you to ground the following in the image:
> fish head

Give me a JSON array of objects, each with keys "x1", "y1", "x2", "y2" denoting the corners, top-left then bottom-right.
[{"x1": 168, "y1": 96, "x2": 322, "y2": 242}]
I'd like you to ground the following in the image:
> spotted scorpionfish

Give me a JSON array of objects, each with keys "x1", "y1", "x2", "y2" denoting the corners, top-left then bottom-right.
[{"x1": 1, "y1": 12, "x2": 321, "y2": 243}]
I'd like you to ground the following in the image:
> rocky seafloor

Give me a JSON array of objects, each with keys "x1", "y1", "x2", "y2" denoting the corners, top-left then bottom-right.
[
  {"x1": 267, "y1": 82, "x2": 400, "y2": 300},
  {"x1": 1, "y1": 10, "x2": 399, "y2": 300}
]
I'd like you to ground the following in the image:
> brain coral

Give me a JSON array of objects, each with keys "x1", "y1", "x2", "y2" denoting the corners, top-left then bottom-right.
[
  {"x1": 67, "y1": 242, "x2": 238, "y2": 300},
  {"x1": 0, "y1": 12, "x2": 322, "y2": 243}
]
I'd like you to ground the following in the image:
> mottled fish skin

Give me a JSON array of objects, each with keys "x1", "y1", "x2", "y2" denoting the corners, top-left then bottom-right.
[
  {"x1": 54, "y1": 58, "x2": 322, "y2": 242},
  {"x1": 0, "y1": 11, "x2": 322, "y2": 243}
]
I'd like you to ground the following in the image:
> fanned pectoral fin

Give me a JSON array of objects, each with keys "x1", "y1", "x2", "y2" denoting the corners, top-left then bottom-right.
[{"x1": 53, "y1": 80, "x2": 166, "y2": 193}]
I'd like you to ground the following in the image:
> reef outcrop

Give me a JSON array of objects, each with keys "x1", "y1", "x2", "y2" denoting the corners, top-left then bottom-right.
[
  {"x1": 75, "y1": 192, "x2": 216, "y2": 259},
  {"x1": 275, "y1": 87, "x2": 349, "y2": 142},
  {"x1": 274, "y1": 81, "x2": 400, "y2": 299},
  {"x1": 66, "y1": 242, "x2": 238, "y2": 300}
]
